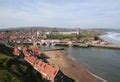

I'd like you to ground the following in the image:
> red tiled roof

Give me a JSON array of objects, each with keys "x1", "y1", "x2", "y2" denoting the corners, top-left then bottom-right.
[
  {"x1": 34, "y1": 59, "x2": 59, "y2": 80},
  {"x1": 22, "y1": 47, "x2": 30, "y2": 56},
  {"x1": 0, "y1": 34, "x2": 5, "y2": 39},
  {"x1": 24, "y1": 54, "x2": 37, "y2": 65},
  {"x1": 23, "y1": 47, "x2": 28, "y2": 53},
  {"x1": 13, "y1": 46, "x2": 59, "y2": 81},
  {"x1": 13, "y1": 48, "x2": 20, "y2": 56},
  {"x1": 33, "y1": 48, "x2": 41, "y2": 56}
]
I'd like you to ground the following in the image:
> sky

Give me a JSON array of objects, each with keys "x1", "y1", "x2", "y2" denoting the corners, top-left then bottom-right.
[{"x1": 0, "y1": 0, "x2": 120, "y2": 29}]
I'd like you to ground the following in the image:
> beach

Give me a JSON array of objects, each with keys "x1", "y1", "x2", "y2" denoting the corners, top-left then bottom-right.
[{"x1": 44, "y1": 50, "x2": 104, "y2": 82}]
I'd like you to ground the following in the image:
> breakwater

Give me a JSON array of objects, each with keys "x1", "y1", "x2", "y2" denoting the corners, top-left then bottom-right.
[
  {"x1": 54, "y1": 43, "x2": 89, "y2": 48},
  {"x1": 54, "y1": 42, "x2": 120, "y2": 49},
  {"x1": 41, "y1": 46, "x2": 120, "y2": 82},
  {"x1": 89, "y1": 44, "x2": 120, "y2": 49}
]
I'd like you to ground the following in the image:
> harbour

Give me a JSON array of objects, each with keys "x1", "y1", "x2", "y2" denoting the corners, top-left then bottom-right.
[
  {"x1": 41, "y1": 45, "x2": 120, "y2": 82},
  {"x1": 0, "y1": 28, "x2": 120, "y2": 82}
]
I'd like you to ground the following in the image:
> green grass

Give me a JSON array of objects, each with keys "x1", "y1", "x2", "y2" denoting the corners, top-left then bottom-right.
[
  {"x1": 0, "y1": 69, "x2": 21, "y2": 82},
  {"x1": 47, "y1": 34, "x2": 78, "y2": 40},
  {"x1": 0, "y1": 53, "x2": 21, "y2": 82},
  {"x1": 0, "y1": 53, "x2": 10, "y2": 67},
  {"x1": 0, "y1": 44, "x2": 45, "y2": 82}
]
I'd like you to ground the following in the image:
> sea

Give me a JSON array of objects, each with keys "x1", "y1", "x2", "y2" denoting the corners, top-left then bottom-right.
[
  {"x1": 99, "y1": 29, "x2": 120, "y2": 45},
  {"x1": 42, "y1": 29, "x2": 120, "y2": 82}
]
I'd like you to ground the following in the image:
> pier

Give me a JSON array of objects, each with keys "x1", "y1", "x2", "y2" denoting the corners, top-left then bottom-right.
[
  {"x1": 54, "y1": 42, "x2": 89, "y2": 48},
  {"x1": 89, "y1": 44, "x2": 120, "y2": 49},
  {"x1": 49, "y1": 41, "x2": 120, "y2": 49},
  {"x1": 51, "y1": 41, "x2": 120, "y2": 49}
]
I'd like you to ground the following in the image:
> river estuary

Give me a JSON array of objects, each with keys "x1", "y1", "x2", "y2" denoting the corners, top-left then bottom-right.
[
  {"x1": 42, "y1": 31, "x2": 120, "y2": 82},
  {"x1": 42, "y1": 45, "x2": 120, "y2": 82}
]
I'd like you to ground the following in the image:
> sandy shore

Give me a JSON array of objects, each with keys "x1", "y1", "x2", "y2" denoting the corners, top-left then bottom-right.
[{"x1": 44, "y1": 50, "x2": 105, "y2": 82}]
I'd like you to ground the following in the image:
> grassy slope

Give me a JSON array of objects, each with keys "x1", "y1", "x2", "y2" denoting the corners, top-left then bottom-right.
[
  {"x1": 0, "y1": 44, "x2": 45, "y2": 82},
  {"x1": 0, "y1": 43, "x2": 21, "y2": 82},
  {"x1": 0, "y1": 53, "x2": 20, "y2": 82}
]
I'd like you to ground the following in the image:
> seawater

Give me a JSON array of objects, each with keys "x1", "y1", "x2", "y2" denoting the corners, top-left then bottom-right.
[
  {"x1": 99, "y1": 32, "x2": 120, "y2": 45},
  {"x1": 42, "y1": 46, "x2": 120, "y2": 82}
]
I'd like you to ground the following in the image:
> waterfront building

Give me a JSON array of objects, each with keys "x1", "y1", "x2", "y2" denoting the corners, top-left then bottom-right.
[
  {"x1": 13, "y1": 46, "x2": 73, "y2": 82},
  {"x1": 34, "y1": 59, "x2": 59, "y2": 82},
  {"x1": 13, "y1": 47, "x2": 20, "y2": 56},
  {"x1": 51, "y1": 31, "x2": 80, "y2": 35}
]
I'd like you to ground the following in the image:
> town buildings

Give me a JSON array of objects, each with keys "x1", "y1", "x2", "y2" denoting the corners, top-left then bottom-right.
[{"x1": 13, "y1": 46, "x2": 73, "y2": 82}]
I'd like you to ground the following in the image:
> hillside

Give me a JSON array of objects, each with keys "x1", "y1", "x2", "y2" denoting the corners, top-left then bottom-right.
[{"x1": 0, "y1": 44, "x2": 46, "y2": 82}]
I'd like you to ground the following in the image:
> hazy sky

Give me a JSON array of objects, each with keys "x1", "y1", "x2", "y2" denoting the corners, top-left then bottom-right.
[{"x1": 0, "y1": 0, "x2": 120, "y2": 29}]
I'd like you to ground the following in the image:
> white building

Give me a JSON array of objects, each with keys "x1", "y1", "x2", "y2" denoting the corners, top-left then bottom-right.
[{"x1": 52, "y1": 31, "x2": 80, "y2": 35}]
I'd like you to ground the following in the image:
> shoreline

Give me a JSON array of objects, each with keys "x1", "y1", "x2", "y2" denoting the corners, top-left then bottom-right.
[
  {"x1": 99, "y1": 32, "x2": 120, "y2": 45},
  {"x1": 44, "y1": 50, "x2": 106, "y2": 82},
  {"x1": 67, "y1": 55, "x2": 107, "y2": 82},
  {"x1": 54, "y1": 43, "x2": 120, "y2": 49}
]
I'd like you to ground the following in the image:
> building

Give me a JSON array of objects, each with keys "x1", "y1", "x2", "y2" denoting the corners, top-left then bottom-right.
[
  {"x1": 13, "y1": 46, "x2": 74, "y2": 82},
  {"x1": 51, "y1": 31, "x2": 80, "y2": 35},
  {"x1": 34, "y1": 59, "x2": 59, "y2": 82}
]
